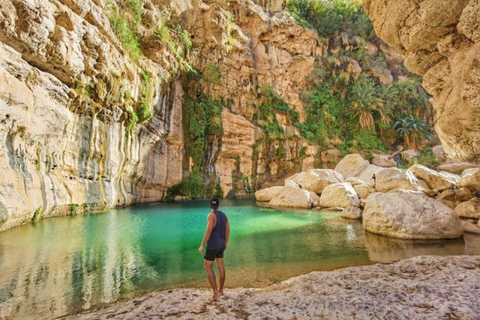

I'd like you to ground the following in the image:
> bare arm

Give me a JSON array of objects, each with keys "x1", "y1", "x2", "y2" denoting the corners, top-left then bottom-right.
[
  {"x1": 225, "y1": 218, "x2": 230, "y2": 250},
  {"x1": 198, "y1": 213, "x2": 215, "y2": 253}
]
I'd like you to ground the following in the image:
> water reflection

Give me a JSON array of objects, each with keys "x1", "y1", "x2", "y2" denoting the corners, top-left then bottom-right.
[
  {"x1": 0, "y1": 210, "x2": 154, "y2": 319},
  {"x1": 364, "y1": 232, "x2": 466, "y2": 263}
]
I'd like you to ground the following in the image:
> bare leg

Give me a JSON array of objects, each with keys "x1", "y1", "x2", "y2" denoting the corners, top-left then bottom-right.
[
  {"x1": 216, "y1": 258, "x2": 226, "y2": 295},
  {"x1": 204, "y1": 260, "x2": 221, "y2": 302}
]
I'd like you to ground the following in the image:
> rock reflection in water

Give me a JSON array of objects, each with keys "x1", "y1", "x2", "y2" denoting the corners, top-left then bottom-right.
[
  {"x1": 0, "y1": 211, "x2": 155, "y2": 319},
  {"x1": 0, "y1": 200, "x2": 478, "y2": 320},
  {"x1": 364, "y1": 232, "x2": 467, "y2": 263}
]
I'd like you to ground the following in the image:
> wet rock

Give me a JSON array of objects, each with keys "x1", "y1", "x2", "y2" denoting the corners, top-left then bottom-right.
[
  {"x1": 363, "y1": 191, "x2": 463, "y2": 239},
  {"x1": 319, "y1": 183, "x2": 360, "y2": 208}
]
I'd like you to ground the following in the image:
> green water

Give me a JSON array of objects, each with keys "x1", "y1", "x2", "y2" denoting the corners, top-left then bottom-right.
[{"x1": 0, "y1": 199, "x2": 478, "y2": 319}]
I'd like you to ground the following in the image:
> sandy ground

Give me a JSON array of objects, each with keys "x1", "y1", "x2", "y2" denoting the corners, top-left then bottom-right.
[{"x1": 64, "y1": 255, "x2": 480, "y2": 320}]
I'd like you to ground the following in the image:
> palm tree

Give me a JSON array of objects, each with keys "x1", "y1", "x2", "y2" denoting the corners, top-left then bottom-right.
[
  {"x1": 349, "y1": 78, "x2": 382, "y2": 128},
  {"x1": 376, "y1": 85, "x2": 398, "y2": 123},
  {"x1": 394, "y1": 115, "x2": 432, "y2": 149}
]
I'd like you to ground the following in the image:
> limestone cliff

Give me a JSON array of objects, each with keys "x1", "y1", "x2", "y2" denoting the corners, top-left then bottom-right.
[
  {"x1": 0, "y1": 0, "x2": 325, "y2": 231},
  {"x1": 363, "y1": 0, "x2": 480, "y2": 163},
  {"x1": 0, "y1": 0, "x2": 427, "y2": 231}
]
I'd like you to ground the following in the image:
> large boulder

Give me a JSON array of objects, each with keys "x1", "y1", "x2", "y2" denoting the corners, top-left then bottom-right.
[
  {"x1": 346, "y1": 177, "x2": 375, "y2": 199},
  {"x1": 375, "y1": 168, "x2": 434, "y2": 195},
  {"x1": 458, "y1": 168, "x2": 480, "y2": 192},
  {"x1": 319, "y1": 183, "x2": 360, "y2": 208},
  {"x1": 432, "y1": 145, "x2": 448, "y2": 163},
  {"x1": 268, "y1": 187, "x2": 318, "y2": 209},
  {"x1": 355, "y1": 164, "x2": 384, "y2": 184},
  {"x1": 354, "y1": 184, "x2": 375, "y2": 199},
  {"x1": 408, "y1": 164, "x2": 457, "y2": 191},
  {"x1": 400, "y1": 149, "x2": 420, "y2": 162},
  {"x1": 363, "y1": 191, "x2": 463, "y2": 239},
  {"x1": 334, "y1": 154, "x2": 369, "y2": 179},
  {"x1": 372, "y1": 154, "x2": 397, "y2": 168},
  {"x1": 436, "y1": 162, "x2": 478, "y2": 175},
  {"x1": 284, "y1": 174, "x2": 300, "y2": 188},
  {"x1": 289, "y1": 169, "x2": 343, "y2": 194},
  {"x1": 437, "y1": 199, "x2": 456, "y2": 210},
  {"x1": 454, "y1": 198, "x2": 480, "y2": 219},
  {"x1": 436, "y1": 187, "x2": 473, "y2": 204},
  {"x1": 255, "y1": 186, "x2": 285, "y2": 202}
]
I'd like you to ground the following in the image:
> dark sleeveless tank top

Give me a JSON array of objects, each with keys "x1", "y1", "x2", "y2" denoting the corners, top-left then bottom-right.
[{"x1": 207, "y1": 210, "x2": 227, "y2": 250}]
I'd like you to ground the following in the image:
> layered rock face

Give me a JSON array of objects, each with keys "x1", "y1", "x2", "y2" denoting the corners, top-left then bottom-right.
[
  {"x1": 0, "y1": 0, "x2": 330, "y2": 230},
  {"x1": 363, "y1": 0, "x2": 480, "y2": 163}
]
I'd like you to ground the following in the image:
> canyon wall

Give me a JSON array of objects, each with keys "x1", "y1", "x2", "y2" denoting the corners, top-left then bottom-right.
[
  {"x1": 0, "y1": 0, "x2": 423, "y2": 231},
  {"x1": 0, "y1": 0, "x2": 325, "y2": 230},
  {"x1": 363, "y1": 0, "x2": 480, "y2": 163}
]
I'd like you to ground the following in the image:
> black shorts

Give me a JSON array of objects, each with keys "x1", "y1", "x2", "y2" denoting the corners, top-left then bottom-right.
[{"x1": 204, "y1": 248, "x2": 224, "y2": 261}]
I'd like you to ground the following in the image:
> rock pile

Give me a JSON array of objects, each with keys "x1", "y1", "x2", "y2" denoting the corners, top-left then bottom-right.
[{"x1": 255, "y1": 154, "x2": 480, "y2": 239}]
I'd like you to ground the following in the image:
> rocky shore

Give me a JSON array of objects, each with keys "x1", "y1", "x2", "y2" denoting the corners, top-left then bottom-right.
[
  {"x1": 65, "y1": 255, "x2": 480, "y2": 319},
  {"x1": 256, "y1": 153, "x2": 480, "y2": 239}
]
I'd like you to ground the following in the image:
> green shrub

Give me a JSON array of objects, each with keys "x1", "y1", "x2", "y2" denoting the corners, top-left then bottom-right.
[
  {"x1": 136, "y1": 70, "x2": 153, "y2": 122},
  {"x1": 125, "y1": 0, "x2": 143, "y2": 26},
  {"x1": 125, "y1": 109, "x2": 138, "y2": 133},
  {"x1": 286, "y1": 0, "x2": 374, "y2": 39},
  {"x1": 70, "y1": 204, "x2": 79, "y2": 214},
  {"x1": 214, "y1": 183, "x2": 224, "y2": 198},
  {"x1": 137, "y1": 98, "x2": 152, "y2": 122},
  {"x1": 299, "y1": 146, "x2": 307, "y2": 159},
  {"x1": 165, "y1": 169, "x2": 206, "y2": 200},
  {"x1": 183, "y1": 94, "x2": 224, "y2": 168},
  {"x1": 226, "y1": 15, "x2": 236, "y2": 52},
  {"x1": 350, "y1": 127, "x2": 386, "y2": 151},
  {"x1": 257, "y1": 84, "x2": 300, "y2": 143},
  {"x1": 32, "y1": 207, "x2": 42, "y2": 221},
  {"x1": 204, "y1": 64, "x2": 222, "y2": 85},
  {"x1": 155, "y1": 24, "x2": 172, "y2": 42},
  {"x1": 107, "y1": 12, "x2": 141, "y2": 59},
  {"x1": 417, "y1": 146, "x2": 438, "y2": 168}
]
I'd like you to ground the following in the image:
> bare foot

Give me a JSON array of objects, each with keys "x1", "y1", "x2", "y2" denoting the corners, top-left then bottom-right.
[
  {"x1": 219, "y1": 290, "x2": 225, "y2": 297},
  {"x1": 207, "y1": 292, "x2": 222, "y2": 303}
]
